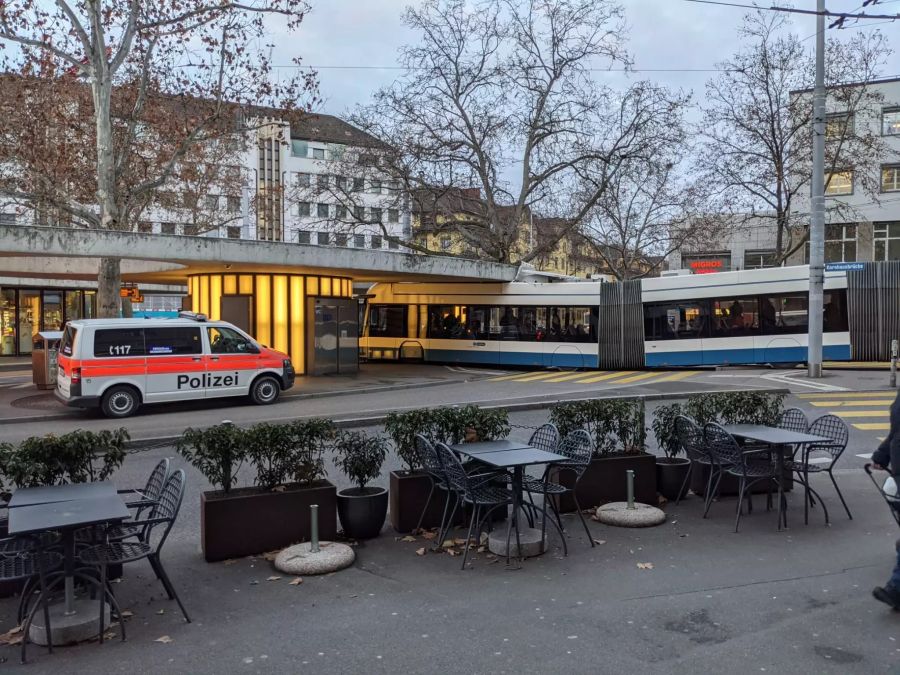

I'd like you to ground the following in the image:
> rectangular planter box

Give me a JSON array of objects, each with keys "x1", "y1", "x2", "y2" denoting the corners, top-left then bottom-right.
[
  {"x1": 201, "y1": 480, "x2": 337, "y2": 562},
  {"x1": 550, "y1": 453, "x2": 657, "y2": 512},
  {"x1": 390, "y1": 470, "x2": 457, "y2": 533},
  {"x1": 690, "y1": 461, "x2": 793, "y2": 497}
]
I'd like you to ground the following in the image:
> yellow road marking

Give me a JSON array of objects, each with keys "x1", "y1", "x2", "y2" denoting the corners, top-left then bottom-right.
[
  {"x1": 810, "y1": 400, "x2": 895, "y2": 407},
  {"x1": 853, "y1": 422, "x2": 890, "y2": 431},
  {"x1": 833, "y1": 410, "x2": 890, "y2": 418},
  {"x1": 489, "y1": 372, "x2": 536, "y2": 381},
  {"x1": 653, "y1": 370, "x2": 701, "y2": 383},
  {"x1": 543, "y1": 371, "x2": 604, "y2": 383},
  {"x1": 576, "y1": 371, "x2": 638, "y2": 384},
  {"x1": 611, "y1": 371, "x2": 665, "y2": 385},
  {"x1": 510, "y1": 371, "x2": 579, "y2": 382},
  {"x1": 799, "y1": 391, "x2": 895, "y2": 399}
]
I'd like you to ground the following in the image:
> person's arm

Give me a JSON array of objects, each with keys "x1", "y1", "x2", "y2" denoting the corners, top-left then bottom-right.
[{"x1": 874, "y1": 393, "x2": 900, "y2": 472}]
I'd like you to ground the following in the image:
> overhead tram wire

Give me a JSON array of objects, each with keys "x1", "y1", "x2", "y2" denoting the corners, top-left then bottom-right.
[{"x1": 683, "y1": 0, "x2": 900, "y2": 21}]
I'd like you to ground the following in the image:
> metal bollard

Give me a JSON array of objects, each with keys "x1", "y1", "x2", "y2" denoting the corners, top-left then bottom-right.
[
  {"x1": 626, "y1": 470, "x2": 635, "y2": 510},
  {"x1": 891, "y1": 340, "x2": 898, "y2": 389},
  {"x1": 310, "y1": 504, "x2": 320, "y2": 553}
]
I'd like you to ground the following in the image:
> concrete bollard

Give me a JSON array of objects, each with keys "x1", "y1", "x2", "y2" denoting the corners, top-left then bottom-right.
[
  {"x1": 626, "y1": 470, "x2": 635, "y2": 510},
  {"x1": 891, "y1": 339, "x2": 898, "y2": 389},
  {"x1": 310, "y1": 504, "x2": 320, "y2": 553}
]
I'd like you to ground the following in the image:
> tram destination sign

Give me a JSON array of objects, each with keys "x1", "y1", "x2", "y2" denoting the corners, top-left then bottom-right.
[{"x1": 824, "y1": 262, "x2": 865, "y2": 272}]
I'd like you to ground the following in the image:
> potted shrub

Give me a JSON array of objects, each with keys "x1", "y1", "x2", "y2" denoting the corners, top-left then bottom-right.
[
  {"x1": 177, "y1": 418, "x2": 338, "y2": 562},
  {"x1": 549, "y1": 398, "x2": 656, "y2": 510},
  {"x1": 651, "y1": 402, "x2": 692, "y2": 501},
  {"x1": 333, "y1": 430, "x2": 389, "y2": 540}
]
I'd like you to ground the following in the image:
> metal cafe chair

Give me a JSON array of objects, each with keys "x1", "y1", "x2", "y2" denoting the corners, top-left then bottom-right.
[
  {"x1": 793, "y1": 414, "x2": 852, "y2": 520},
  {"x1": 528, "y1": 423, "x2": 560, "y2": 453},
  {"x1": 778, "y1": 408, "x2": 810, "y2": 434},
  {"x1": 414, "y1": 434, "x2": 457, "y2": 545},
  {"x1": 674, "y1": 415, "x2": 726, "y2": 514}
]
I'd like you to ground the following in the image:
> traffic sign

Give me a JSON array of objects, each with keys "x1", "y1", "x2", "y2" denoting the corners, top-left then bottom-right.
[{"x1": 825, "y1": 262, "x2": 864, "y2": 272}]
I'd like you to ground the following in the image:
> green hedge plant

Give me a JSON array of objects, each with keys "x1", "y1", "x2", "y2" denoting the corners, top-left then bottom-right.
[
  {"x1": 333, "y1": 431, "x2": 389, "y2": 491},
  {"x1": 177, "y1": 422, "x2": 247, "y2": 494},
  {"x1": 651, "y1": 402, "x2": 685, "y2": 459},
  {"x1": 550, "y1": 398, "x2": 646, "y2": 457}
]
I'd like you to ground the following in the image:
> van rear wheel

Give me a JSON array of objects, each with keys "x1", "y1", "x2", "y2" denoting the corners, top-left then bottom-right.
[
  {"x1": 101, "y1": 385, "x2": 140, "y2": 418},
  {"x1": 249, "y1": 375, "x2": 281, "y2": 405}
]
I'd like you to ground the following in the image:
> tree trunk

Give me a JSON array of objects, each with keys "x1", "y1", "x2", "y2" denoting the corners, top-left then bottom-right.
[{"x1": 98, "y1": 257, "x2": 121, "y2": 318}]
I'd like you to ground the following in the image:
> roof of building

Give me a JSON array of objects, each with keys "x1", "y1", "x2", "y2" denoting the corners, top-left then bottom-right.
[{"x1": 286, "y1": 112, "x2": 384, "y2": 147}]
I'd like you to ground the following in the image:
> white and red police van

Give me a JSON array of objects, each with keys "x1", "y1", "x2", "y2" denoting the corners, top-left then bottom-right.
[{"x1": 56, "y1": 312, "x2": 295, "y2": 418}]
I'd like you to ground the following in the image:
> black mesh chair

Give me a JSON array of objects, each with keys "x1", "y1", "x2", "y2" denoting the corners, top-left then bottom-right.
[
  {"x1": 77, "y1": 470, "x2": 191, "y2": 624},
  {"x1": 1, "y1": 535, "x2": 64, "y2": 663},
  {"x1": 436, "y1": 443, "x2": 514, "y2": 569},
  {"x1": 528, "y1": 423, "x2": 560, "y2": 452},
  {"x1": 778, "y1": 408, "x2": 810, "y2": 433},
  {"x1": 674, "y1": 415, "x2": 725, "y2": 515},
  {"x1": 705, "y1": 423, "x2": 785, "y2": 532},
  {"x1": 793, "y1": 414, "x2": 852, "y2": 520},
  {"x1": 414, "y1": 434, "x2": 456, "y2": 544}
]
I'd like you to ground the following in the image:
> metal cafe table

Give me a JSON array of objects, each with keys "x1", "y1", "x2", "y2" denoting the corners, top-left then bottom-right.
[
  {"x1": 7, "y1": 482, "x2": 130, "y2": 641},
  {"x1": 722, "y1": 425, "x2": 833, "y2": 529},
  {"x1": 450, "y1": 441, "x2": 567, "y2": 562}
]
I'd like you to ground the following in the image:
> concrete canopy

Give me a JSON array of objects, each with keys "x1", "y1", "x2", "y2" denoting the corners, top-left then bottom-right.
[{"x1": 0, "y1": 225, "x2": 519, "y2": 285}]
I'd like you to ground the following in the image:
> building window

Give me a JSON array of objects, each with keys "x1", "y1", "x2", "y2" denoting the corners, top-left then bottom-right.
[
  {"x1": 882, "y1": 108, "x2": 900, "y2": 136},
  {"x1": 291, "y1": 140, "x2": 309, "y2": 157},
  {"x1": 297, "y1": 230, "x2": 311, "y2": 244},
  {"x1": 440, "y1": 235, "x2": 452, "y2": 251},
  {"x1": 317, "y1": 203, "x2": 330, "y2": 218},
  {"x1": 312, "y1": 147, "x2": 326, "y2": 160},
  {"x1": 882, "y1": 164, "x2": 900, "y2": 193},
  {"x1": 160, "y1": 222, "x2": 176, "y2": 235},
  {"x1": 370, "y1": 179, "x2": 382, "y2": 194},
  {"x1": 295, "y1": 173, "x2": 310, "y2": 188},
  {"x1": 227, "y1": 226, "x2": 241, "y2": 239},
  {"x1": 137, "y1": 221, "x2": 153, "y2": 233},
  {"x1": 388, "y1": 238, "x2": 399, "y2": 250},
  {"x1": 335, "y1": 205, "x2": 347, "y2": 219},
  {"x1": 354, "y1": 234, "x2": 365, "y2": 248},
  {"x1": 371, "y1": 235, "x2": 382, "y2": 249},
  {"x1": 353, "y1": 177, "x2": 365, "y2": 192},
  {"x1": 825, "y1": 113, "x2": 852, "y2": 140},
  {"x1": 297, "y1": 202, "x2": 311, "y2": 217},
  {"x1": 371, "y1": 207, "x2": 382, "y2": 222},
  {"x1": 335, "y1": 175, "x2": 347, "y2": 191},
  {"x1": 205, "y1": 195, "x2": 219, "y2": 210},
  {"x1": 353, "y1": 205, "x2": 365, "y2": 221},
  {"x1": 0, "y1": 213, "x2": 15, "y2": 225},
  {"x1": 183, "y1": 224, "x2": 199, "y2": 236},
  {"x1": 875, "y1": 222, "x2": 900, "y2": 261},
  {"x1": 825, "y1": 170, "x2": 853, "y2": 196},
  {"x1": 824, "y1": 223, "x2": 856, "y2": 263},
  {"x1": 317, "y1": 174, "x2": 329, "y2": 190},
  {"x1": 388, "y1": 209, "x2": 400, "y2": 223},
  {"x1": 226, "y1": 195, "x2": 241, "y2": 212},
  {"x1": 335, "y1": 233, "x2": 348, "y2": 247},
  {"x1": 743, "y1": 250, "x2": 776, "y2": 270},
  {"x1": 317, "y1": 231, "x2": 331, "y2": 246},
  {"x1": 182, "y1": 193, "x2": 198, "y2": 209}
]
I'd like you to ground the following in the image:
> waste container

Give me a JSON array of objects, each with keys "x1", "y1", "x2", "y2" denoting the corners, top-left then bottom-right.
[{"x1": 32, "y1": 330, "x2": 63, "y2": 390}]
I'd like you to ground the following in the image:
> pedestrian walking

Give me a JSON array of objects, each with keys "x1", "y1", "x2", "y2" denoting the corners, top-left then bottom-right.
[{"x1": 872, "y1": 389, "x2": 900, "y2": 610}]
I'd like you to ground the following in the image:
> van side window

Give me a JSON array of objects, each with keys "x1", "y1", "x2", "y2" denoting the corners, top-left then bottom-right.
[
  {"x1": 144, "y1": 327, "x2": 202, "y2": 355},
  {"x1": 94, "y1": 329, "x2": 146, "y2": 357},
  {"x1": 208, "y1": 326, "x2": 255, "y2": 354}
]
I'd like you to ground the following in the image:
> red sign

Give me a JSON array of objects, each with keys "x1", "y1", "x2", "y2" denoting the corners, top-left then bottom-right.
[{"x1": 689, "y1": 260, "x2": 723, "y2": 274}]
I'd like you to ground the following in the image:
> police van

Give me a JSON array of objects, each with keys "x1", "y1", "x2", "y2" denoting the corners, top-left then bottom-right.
[{"x1": 56, "y1": 312, "x2": 295, "y2": 418}]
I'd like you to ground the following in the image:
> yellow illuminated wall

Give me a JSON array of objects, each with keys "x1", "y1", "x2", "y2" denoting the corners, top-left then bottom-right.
[{"x1": 187, "y1": 272, "x2": 352, "y2": 374}]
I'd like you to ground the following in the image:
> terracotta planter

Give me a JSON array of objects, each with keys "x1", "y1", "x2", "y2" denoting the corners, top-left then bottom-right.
[
  {"x1": 389, "y1": 470, "x2": 459, "y2": 534},
  {"x1": 550, "y1": 453, "x2": 658, "y2": 512},
  {"x1": 201, "y1": 480, "x2": 337, "y2": 562}
]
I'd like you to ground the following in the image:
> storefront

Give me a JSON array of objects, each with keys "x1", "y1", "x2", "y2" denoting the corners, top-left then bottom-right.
[{"x1": 0, "y1": 286, "x2": 97, "y2": 356}]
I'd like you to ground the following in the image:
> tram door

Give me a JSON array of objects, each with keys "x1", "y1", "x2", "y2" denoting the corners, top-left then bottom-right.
[{"x1": 307, "y1": 297, "x2": 359, "y2": 375}]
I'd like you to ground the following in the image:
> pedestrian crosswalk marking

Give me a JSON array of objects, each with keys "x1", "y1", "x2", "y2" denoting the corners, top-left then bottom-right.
[
  {"x1": 543, "y1": 371, "x2": 603, "y2": 383},
  {"x1": 575, "y1": 371, "x2": 638, "y2": 384},
  {"x1": 488, "y1": 369, "x2": 702, "y2": 386},
  {"x1": 799, "y1": 391, "x2": 895, "y2": 399},
  {"x1": 513, "y1": 371, "x2": 578, "y2": 382},
  {"x1": 611, "y1": 371, "x2": 665, "y2": 385},
  {"x1": 654, "y1": 370, "x2": 702, "y2": 383},
  {"x1": 853, "y1": 422, "x2": 890, "y2": 431},
  {"x1": 832, "y1": 410, "x2": 890, "y2": 418},
  {"x1": 810, "y1": 400, "x2": 895, "y2": 407}
]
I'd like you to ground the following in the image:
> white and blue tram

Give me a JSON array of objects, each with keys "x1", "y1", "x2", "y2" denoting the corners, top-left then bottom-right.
[{"x1": 361, "y1": 265, "x2": 854, "y2": 369}]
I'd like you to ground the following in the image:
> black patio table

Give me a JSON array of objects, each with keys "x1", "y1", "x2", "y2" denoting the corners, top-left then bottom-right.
[
  {"x1": 8, "y1": 493, "x2": 130, "y2": 617},
  {"x1": 722, "y1": 424, "x2": 832, "y2": 528},
  {"x1": 8, "y1": 481, "x2": 117, "y2": 508},
  {"x1": 451, "y1": 443, "x2": 567, "y2": 563},
  {"x1": 451, "y1": 439, "x2": 533, "y2": 456}
]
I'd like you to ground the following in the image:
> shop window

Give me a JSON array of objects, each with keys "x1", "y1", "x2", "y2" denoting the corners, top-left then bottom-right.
[
  {"x1": 64, "y1": 290, "x2": 82, "y2": 322},
  {"x1": 18, "y1": 289, "x2": 40, "y2": 354},
  {"x1": 0, "y1": 289, "x2": 15, "y2": 355}
]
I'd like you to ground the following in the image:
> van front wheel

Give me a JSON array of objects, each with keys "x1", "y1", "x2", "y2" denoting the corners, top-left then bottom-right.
[
  {"x1": 101, "y1": 385, "x2": 141, "y2": 418},
  {"x1": 249, "y1": 375, "x2": 281, "y2": 405}
]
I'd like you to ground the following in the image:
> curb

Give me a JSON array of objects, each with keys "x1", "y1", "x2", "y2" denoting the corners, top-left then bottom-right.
[{"x1": 124, "y1": 387, "x2": 791, "y2": 451}]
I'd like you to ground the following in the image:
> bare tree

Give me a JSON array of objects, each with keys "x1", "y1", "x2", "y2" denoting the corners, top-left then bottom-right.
[
  {"x1": 351, "y1": 0, "x2": 689, "y2": 264},
  {"x1": 0, "y1": 1, "x2": 317, "y2": 316},
  {"x1": 699, "y1": 10, "x2": 892, "y2": 263}
]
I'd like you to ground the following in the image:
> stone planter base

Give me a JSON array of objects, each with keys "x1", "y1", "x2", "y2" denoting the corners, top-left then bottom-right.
[{"x1": 550, "y1": 453, "x2": 657, "y2": 512}]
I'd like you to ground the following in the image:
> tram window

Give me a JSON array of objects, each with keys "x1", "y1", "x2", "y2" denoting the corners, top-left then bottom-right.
[
  {"x1": 498, "y1": 307, "x2": 520, "y2": 340},
  {"x1": 368, "y1": 305, "x2": 407, "y2": 338},
  {"x1": 517, "y1": 307, "x2": 545, "y2": 341},
  {"x1": 709, "y1": 297, "x2": 758, "y2": 337},
  {"x1": 644, "y1": 302, "x2": 709, "y2": 341},
  {"x1": 823, "y1": 290, "x2": 849, "y2": 332},
  {"x1": 428, "y1": 305, "x2": 465, "y2": 339},
  {"x1": 466, "y1": 306, "x2": 493, "y2": 340},
  {"x1": 759, "y1": 294, "x2": 808, "y2": 333},
  {"x1": 548, "y1": 306, "x2": 595, "y2": 343}
]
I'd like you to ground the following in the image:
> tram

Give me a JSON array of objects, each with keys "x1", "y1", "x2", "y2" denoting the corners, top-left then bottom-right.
[{"x1": 360, "y1": 265, "x2": 861, "y2": 369}]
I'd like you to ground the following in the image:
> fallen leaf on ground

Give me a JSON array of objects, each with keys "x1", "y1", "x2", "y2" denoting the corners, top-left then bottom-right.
[
  {"x1": 262, "y1": 550, "x2": 280, "y2": 562},
  {"x1": 446, "y1": 549, "x2": 460, "y2": 557},
  {"x1": 271, "y1": 485, "x2": 286, "y2": 493},
  {"x1": 222, "y1": 559, "x2": 238, "y2": 566},
  {"x1": 289, "y1": 577, "x2": 303, "y2": 586},
  {"x1": 0, "y1": 625, "x2": 23, "y2": 645},
  {"x1": 441, "y1": 540, "x2": 455, "y2": 549},
  {"x1": 400, "y1": 535, "x2": 417, "y2": 543},
  {"x1": 477, "y1": 546, "x2": 486, "y2": 553},
  {"x1": 593, "y1": 539, "x2": 606, "y2": 545},
  {"x1": 453, "y1": 538, "x2": 468, "y2": 546},
  {"x1": 121, "y1": 610, "x2": 134, "y2": 619},
  {"x1": 266, "y1": 576, "x2": 281, "y2": 582},
  {"x1": 156, "y1": 609, "x2": 165, "y2": 615},
  {"x1": 421, "y1": 531, "x2": 437, "y2": 540},
  {"x1": 479, "y1": 532, "x2": 489, "y2": 546},
  {"x1": 415, "y1": 547, "x2": 426, "y2": 556},
  {"x1": 657, "y1": 495, "x2": 668, "y2": 506},
  {"x1": 155, "y1": 635, "x2": 173, "y2": 644},
  {"x1": 637, "y1": 562, "x2": 654, "y2": 570}
]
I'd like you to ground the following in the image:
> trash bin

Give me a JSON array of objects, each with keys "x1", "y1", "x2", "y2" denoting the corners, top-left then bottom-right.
[{"x1": 32, "y1": 330, "x2": 63, "y2": 390}]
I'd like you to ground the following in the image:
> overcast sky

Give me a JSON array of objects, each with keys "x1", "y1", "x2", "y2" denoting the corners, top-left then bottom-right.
[{"x1": 280, "y1": 0, "x2": 900, "y2": 119}]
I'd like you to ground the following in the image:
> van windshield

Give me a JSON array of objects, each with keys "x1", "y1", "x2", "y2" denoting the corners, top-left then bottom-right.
[{"x1": 60, "y1": 325, "x2": 77, "y2": 356}]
